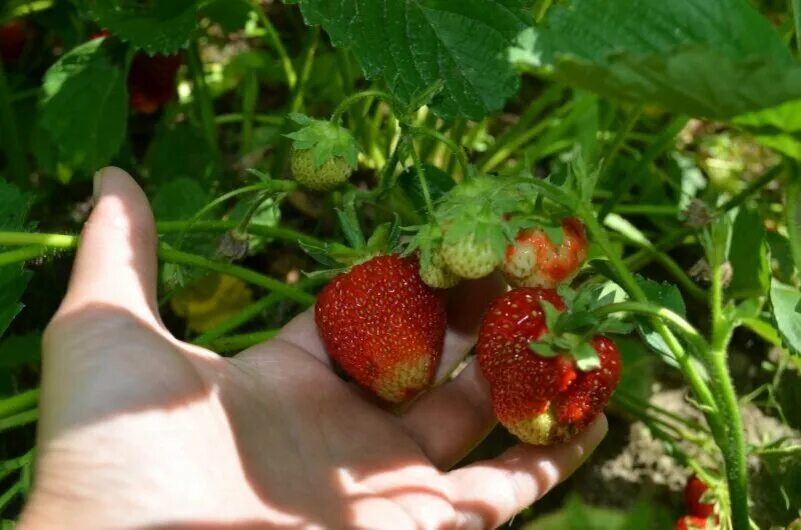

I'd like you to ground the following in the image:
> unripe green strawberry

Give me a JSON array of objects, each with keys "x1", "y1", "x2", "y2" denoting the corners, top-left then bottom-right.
[
  {"x1": 291, "y1": 148, "x2": 353, "y2": 191},
  {"x1": 285, "y1": 113, "x2": 358, "y2": 192},
  {"x1": 419, "y1": 251, "x2": 460, "y2": 289},
  {"x1": 441, "y1": 234, "x2": 499, "y2": 279}
]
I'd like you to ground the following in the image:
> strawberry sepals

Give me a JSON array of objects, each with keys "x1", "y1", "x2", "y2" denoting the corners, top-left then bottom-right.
[
  {"x1": 285, "y1": 113, "x2": 358, "y2": 170},
  {"x1": 300, "y1": 200, "x2": 402, "y2": 278},
  {"x1": 529, "y1": 285, "x2": 634, "y2": 372}
]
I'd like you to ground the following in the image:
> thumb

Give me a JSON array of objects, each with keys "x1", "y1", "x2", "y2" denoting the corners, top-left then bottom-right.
[{"x1": 56, "y1": 167, "x2": 160, "y2": 324}]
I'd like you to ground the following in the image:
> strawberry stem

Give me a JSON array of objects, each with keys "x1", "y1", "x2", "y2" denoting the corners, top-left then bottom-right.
[
  {"x1": 331, "y1": 89, "x2": 397, "y2": 124},
  {"x1": 0, "y1": 231, "x2": 316, "y2": 306},
  {"x1": 251, "y1": 0, "x2": 298, "y2": 89},
  {"x1": 407, "y1": 126, "x2": 470, "y2": 179},
  {"x1": 408, "y1": 137, "x2": 436, "y2": 218}
]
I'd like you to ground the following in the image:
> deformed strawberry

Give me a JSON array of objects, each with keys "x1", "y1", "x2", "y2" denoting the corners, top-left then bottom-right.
[
  {"x1": 315, "y1": 254, "x2": 446, "y2": 403},
  {"x1": 500, "y1": 217, "x2": 588, "y2": 288},
  {"x1": 477, "y1": 288, "x2": 621, "y2": 445},
  {"x1": 127, "y1": 52, "x2": 182, "y2": 113},
  {"x1": 0, "y1": 19, "x2": 28, "y2": 64}
]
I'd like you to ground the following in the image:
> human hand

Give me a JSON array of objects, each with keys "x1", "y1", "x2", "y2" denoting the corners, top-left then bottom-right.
[{"x1": 20, "y1": 167, "x2": 606, "y2": 530}]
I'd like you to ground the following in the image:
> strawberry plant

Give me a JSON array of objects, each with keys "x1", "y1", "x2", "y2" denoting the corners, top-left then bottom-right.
[{"x1": 1, "y1": 0, "x2": 801, "y2": 528}]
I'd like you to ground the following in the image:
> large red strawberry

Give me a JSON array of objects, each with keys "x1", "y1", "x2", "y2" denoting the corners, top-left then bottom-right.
[
  {"x1": 315, "y1": 255, "x2": 447, "y2": 403},
  {"x1": 127, "y1": 52, "x2": 182, "y2": 113},
  {"x1": 0, "y1": 19, "x2": 28, "y2": 64},
  {"x1": 675, "y1": 515, "x2": 712, "y2": 530},
  {"x1": 477, "y1": 288, "x2": 621, "y2": 445},
  {"x1": 500, "y1": 218, "x2": 588, "y2": 288},
  {"x1": 684, "y1": 475, "x2": 716, "y2": 519}
]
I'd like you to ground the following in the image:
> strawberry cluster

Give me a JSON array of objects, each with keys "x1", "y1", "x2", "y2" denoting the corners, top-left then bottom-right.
[{"x1": 310, "y1": 171, "x2": 622, "y2": 447}]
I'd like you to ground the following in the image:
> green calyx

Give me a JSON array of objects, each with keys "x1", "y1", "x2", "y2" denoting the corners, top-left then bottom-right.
[
  {"x1": 300, "y1": 203, "x2": 402, "y2": 278},
  {"x1": 285, "y1": 113, "x2": 359, "y2": 169},
  {"x1": 529, "y1": 285, "x2": 634, "y2": 372}
]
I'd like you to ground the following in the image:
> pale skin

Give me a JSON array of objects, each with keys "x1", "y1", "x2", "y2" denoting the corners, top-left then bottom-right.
[{"x1": 19, "y1": 167, "x2": 607, "y2": 530}]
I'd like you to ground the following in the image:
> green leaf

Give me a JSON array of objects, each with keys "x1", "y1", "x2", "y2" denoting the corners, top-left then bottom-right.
[
  {"x1": 146, "y1": 120, "x2": 218, "y2": 185},
  {"x1": 539, "y1": 299, "x2": 561, "y2": 333},
  {"x1": 39, "y1": 39, "x2": 127, "y2": 173},
  {"x1": 728, "y1": 207, "x2": 770, "y2": 298},
  {"x1": 289, "y1": 0, "x2": 529, "y2": 120},
  {"x1": 76, "y1": 0, "x2": 199, "y2": 54},
  {"x1": 635, "y1": 276, "x2": 686, "y2": 367},
  {"x1": 769, "y1": 278, "x2": 801, "y2": 356},
  {"x1": 518, "y1": 0, "x2": 801, "y2": 119}
]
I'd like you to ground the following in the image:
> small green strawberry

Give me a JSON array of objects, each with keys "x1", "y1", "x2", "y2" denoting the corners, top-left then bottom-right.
[
  {"x1": 419, "y1": 250, "x2": 460, "y2": 289},
  {"x1": 405, "y1": 223, "x2": 460, "y2": 289},
  {"x1": 285, "y1": 113, "x2": 358, "y2": 191},
  {"x1": 441, "y1": 234, "x2": 499, "y2": 279}
]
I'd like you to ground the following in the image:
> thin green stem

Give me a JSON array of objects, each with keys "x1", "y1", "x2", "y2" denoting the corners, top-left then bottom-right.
[
  {"x1": 614, "y1": 204, "x2": 679, "y2": 216},
  {"x1": 793, "y1": 0, "x2": 801, "y2": 55},
  {"x1": 193, "y1": 276, "x2": 324, "y2": 346},
  {"x1": 158, "y1": 245, "x2": 315, "y2": 306},
  {"x1": 331, "y1": 90, "x2": 396, "y2": 124},
  {"x1": 0, "y1": 389, "x2": 39, "y2": 419},
  {"x1": 407, "y1": 126, "x2": 470, "y2": 179},
  {"x1": 187, "y1": 40, "x2": 220, "y2": 158},
  {"x1": 215, "y1": 113, "x2": 284, "y2": 126},
  {"x1": 272, "y1": 27, "x2": 320, "y2": 178},
  {"x1": 0, "y1": 58, "x2": 27, "y2": 181},
  {"x1": 580, "y1": 210, "x2": 723, "y2": 440},
  {"x1": 251, "y1": 0, "x2": 297, "y2": 88},
  {"x1": 625, "y1": 164, "x2": 781, "y2": 272},
  {"x1": 241, "y1": 73, "x2": 259, "y2": 155},
  {"x1": 409, "y1": 138, "x2": 435, "y2": 218},
  {"x1": 0, "y1": 481, "x2": 22, "y2": 513},
  {"x1": 708, "y1": 232, "x2": 749, "y2": 530},
  {"x1": 599, "y1": 105, "x2": 643, "y2": 179},
  {"x1": 480, "y1": 96, "x2": 577, "y2": 173},
  {"x1": 592, "y1": 301, "x2": 708, "y2": 353},
  {"x1": 156, "y1": 220, "x2": 323, "y2": 247},
  {"x1": 598, "y1": 116, "x2": 688, "y2": 221},
  {"x1": 0, "y1": 232, "x2": 315, "y2": 305},
  {"x1": 755, "y1": 444, "x2": 801, "y2": 456},
  {"x1": 207, "y1": 330, "x2": 280, "y2": 353},
  {"x1": 0, "y1": 449, "x2": 34, "y2": 484},
  {"x1": 0, "y1": 246, "x2": 48, "y2": 267},
  {"x1": 0, "y1": 409, "x2": 37, "y2": 432},
  {"x1": 0, "y1": 232, "x2": 77, "y2": 249},
  {"x1": 174, "y1": 180, "x2": 298, "y2": 250}
]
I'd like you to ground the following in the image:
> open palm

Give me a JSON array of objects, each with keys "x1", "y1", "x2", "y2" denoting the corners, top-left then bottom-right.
[{"x1": 20, "y1": 168, "x2": 605, "y2": 530}]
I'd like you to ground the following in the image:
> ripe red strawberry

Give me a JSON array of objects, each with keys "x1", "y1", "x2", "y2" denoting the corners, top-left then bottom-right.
[
  {"x1": 477, "y1": 288, "x2": 621, "y2": 445},
  {"x1": 315, "y1": 255, "x2": 446, "y2": 402},
  {"x1": 127, "y1": 52, "x2": 182, "y2": 113},
  {"x1": 675, "y1": 515, "x2": 712, "y2": 530},
  {"x1": 500, "y1": 218, "x2": 588, "y2": 288},
  {"x1": 0, "y1": 19, "x2": 28, "y2": 64},
  {"x1": 684, "y1": 475, "x2": 715, "y2": 518}
]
